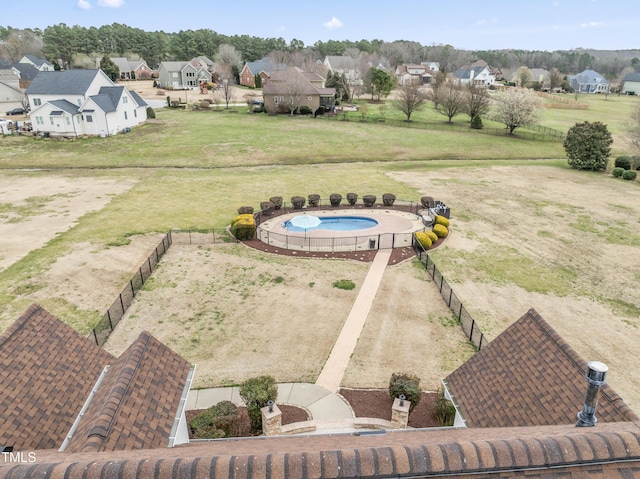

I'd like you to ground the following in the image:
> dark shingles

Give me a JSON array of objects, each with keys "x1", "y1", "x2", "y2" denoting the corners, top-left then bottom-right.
[{"x1": 26, "y1": 70, "x2": 102, "y2": 96}]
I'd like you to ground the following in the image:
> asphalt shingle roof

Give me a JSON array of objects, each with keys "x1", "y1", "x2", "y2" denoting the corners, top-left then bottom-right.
[
  {"x1": 445, "y1": 308, "x2": 638, "y2": 428},
  {"x1": 26, "y1": 69, "x2": 102, "y2": 95},
  {"x1": 49, "y1": 99, "x2": 80, "y2": 115},
  {"x1": 0, "y1": 304, "x2": 115, "y2": 450}
]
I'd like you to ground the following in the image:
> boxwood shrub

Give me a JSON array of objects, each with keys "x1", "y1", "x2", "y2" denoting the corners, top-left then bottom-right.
[
  {"x1": 612, "y1": 167, "x2": 625, "y2": 177},
  {"x1": 434, "y1": 215, "x2": 450, "y2": 228},
  {"x1": 622, "y1": 170, "x2": 637, "y2": 181},
  {"x1": 615, "y1": 155, "x2": 632, "y2": 170},
  {"x1": 415, "y1": 231, "x2": 432, "y2": 250},
  {"x1": 231, "y1": 213, "x2": 256, "y2": 240},
  {"x1": 426, "y1": 231, "x2": 438, "y2": 243},
  {"x1": 433, "y1": 224, "x2": 449, "y2": 238},
  {"x1": 189, "y1": 400, "x2": 240, "y2": 439},
  {"x1": 388, "y1": 372, "x2": 421, "y2": 413}
]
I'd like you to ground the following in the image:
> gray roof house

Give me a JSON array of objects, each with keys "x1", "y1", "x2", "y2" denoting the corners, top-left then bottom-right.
[
  {"x1": 622, "y1": 72, "x2": 640, "y2": 95},
  {"x1": 25, "y1": 69, "x2": 147, "y2": 137},
  {"x1": 19, "y1": 54, "x2": 55, "y2": 72},
  {"x1": 262, "y1": 67, "x2": 335, "y2": 114},
  {"x1": 157, "y1": 60, "x2": 212, "y2": 89},
  {"x1": 240, "y1": 57, "x2": 287, "y2": 87},
  {"x1": 567, "y1": 69, "x2": 610, "y2": 94},
  {"x1": 453, "y1": 60, "x2": 498, "y2": 87},
  {"x1": 98, "y1": 57, "x2": 152, "y2": 80}
]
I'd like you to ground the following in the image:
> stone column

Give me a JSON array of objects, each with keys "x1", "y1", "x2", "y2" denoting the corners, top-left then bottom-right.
[
  {"x1": 391, "y1": 398, "x2": 411, "y2": 429},
  {"x1": 261, "y1": 403, "x2": 282, "y2": 436}
]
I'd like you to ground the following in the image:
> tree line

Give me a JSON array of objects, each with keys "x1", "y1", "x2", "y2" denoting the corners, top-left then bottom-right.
[{"x1": 1, "y1": 23, "x2": 639, "y2": 79}]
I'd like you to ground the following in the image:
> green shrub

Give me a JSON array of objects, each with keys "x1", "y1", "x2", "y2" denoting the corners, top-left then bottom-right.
[
  {"x1": 470, "y1": 115, "x2": 483, "y2": 129},
  {"x1": 564, "y1": 121, "x2": 613, "y2": 171},
  {"x1": 415, "y1": 232, "x2": 432, "y2": 250},
  {"x1": 434, "y1": 215, "x2": 450, "y2": 228},
  {"x1": 239, "y1": 376, "x2": 278, "y2": 432},
  {"x1": 333, "y1": 279, "x2": 355, "y2": 290},
  {"x1": 433, "y1": 224, "x2": 449, "y2": 238},
  {"x1": 615, "y1": 156, "x2": 632, "y2": 170},
  {"x1": 426, "y1": 231, "x2": 438, "y2": 243},
  {"x1": 388, "y1": 372, "x2": 421, "y2": 413},
  {"x1": 622, "y1": 170, "x2": 637, "y2": 181},
  {"x1": 299, "y1": 105, "x2": 312, "y2": 115},
  {"x1": 434, "y1": 387, "x2": 456, "y2": 426},
  {"x1": 612, "y1": 167, "x2": 625, "y2": 177},
  {"x1": 189, "y1": 400, "x2": 240, "y2": 439},
  {"x1": 146, "y1": 106, "x2": 156, "y2": 119}
]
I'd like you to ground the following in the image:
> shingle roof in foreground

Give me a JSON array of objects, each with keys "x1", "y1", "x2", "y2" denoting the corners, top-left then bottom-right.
[
  {"x1": 3, "y1": 421, "x2": 640, "y2": 478},
  {"x1": 0, "y1": 303, "x2": 115, "y2": 450},
  {"x1": 445, "y1": 308, "x2": 639, "y2": 428}
]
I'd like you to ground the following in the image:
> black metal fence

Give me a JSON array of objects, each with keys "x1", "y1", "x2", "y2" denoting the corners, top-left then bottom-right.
[
  {"x1": 413, "y1": 236, "x2": 486, "y2": 351},
  {"x1": 170, "y1": 229, "x2": 236, "y2": 245},
  {"x1": 90, "y1": 232, "x2": 173, "y2": 346}
]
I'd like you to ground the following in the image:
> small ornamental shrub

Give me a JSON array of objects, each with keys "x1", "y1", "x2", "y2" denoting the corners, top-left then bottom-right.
[
  {"x1": 564, "y1": 121, "x2": 613, "y2": 171},
  {"x1": 307, "y1": 194, "x2": 320, "y2": 207},
  {"x1": 260, "y1": 201, "x2": 275, "y2": 215},
  {"x1": 290, "y1": 196, "x2": 306, "y2": 209},
  {"x1": 434, "y1": 215, "x2": 450, "y2": 228},
  {"x1": 346, "y1": 192, "x2": 358, "y2": 205},
  {"x1": 237, "y1": 206, "x2": 254, "y2": 215},
  {"x1": 269, "y1": 196, "x2": 283, "y2": 210},
  {"x1": 329, "y1": 193, "x2": 342, "y2": 207},
  {"x1": 388, "y1": 372, "x2": 421, "y2": 413},
  {"x1": 612, "y1": 167, "x2": 625, "y2": 178},
  {"x1": 420, "y1": 196, "x2": 434, "y2": 208},
  {"x1": 470, "y1": 115, "x2": 483, "y2": 129},
  {"x1": 189, "y1": 400, "x2": 240, "y2": 439},
  {"x1": 299, "y1": 105, "x2": 312, "y2": 115},
  {"x1": 426, "y1": 231, "x2": 438, "y2": 244},
  {"x1": 239, "y1": 376, "x2": 278, "y2": 432},
  {"x1": 382, "y1": 193, "x2": 396, "y2": 206},
  {"x1": 434, "y1": 387, "x2": 456, "y2": 427},
  {"x1": 333, "y1": 279, "x2": 356, "y2": 290},
  {"x1": 363, "y1": 195, "x2": 376, "y2": 207},
  {"x1": 146, "y1": 106, "x2": 156, "y2": 119},
  {"x1": 231, "y1": 214, "x2": 256, "y2": 240},
  {"x1": 614, "y1": 156, "x2": 632, "y2": 170},
  {"x1": 433, "y1": 224, "x2": 449, "y2": 238},
  {"x1": 622, "y1": 170, "x2": 637, "y2": 181},
  {"x1": 415, "y1": 232, "x2": 432, "y2": 250}
]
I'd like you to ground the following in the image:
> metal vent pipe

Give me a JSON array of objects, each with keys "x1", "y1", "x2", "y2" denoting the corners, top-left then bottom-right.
[{"x1": 576, "y1": 361, "x2": 608, "y2": 427}]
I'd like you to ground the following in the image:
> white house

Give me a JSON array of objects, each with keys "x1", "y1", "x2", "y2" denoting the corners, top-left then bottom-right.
[
  {"x1": 19, "y1": 55, "x2": 55, "y2": 72},
  {"x1": 395, "y1": 63, "x2": 436, "y2": 85},
  {"x1": 25, "y1": 69, "x2": 147, "y2": 138}
]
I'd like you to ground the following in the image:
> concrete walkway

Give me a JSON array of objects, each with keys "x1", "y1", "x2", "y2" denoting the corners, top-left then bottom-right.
[{"x1": 315, "y1": 250, "x2": 392, "y2": 392}]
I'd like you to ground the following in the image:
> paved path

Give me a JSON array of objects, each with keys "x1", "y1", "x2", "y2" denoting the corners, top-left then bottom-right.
[{"x1": 315, "y1": 250, "x2": 392, "y2": 392}]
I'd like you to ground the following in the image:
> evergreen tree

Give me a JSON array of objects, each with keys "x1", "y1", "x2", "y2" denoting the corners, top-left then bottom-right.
[{"x1": 99, "y1": 55, "x2": 119, "y2": 82}]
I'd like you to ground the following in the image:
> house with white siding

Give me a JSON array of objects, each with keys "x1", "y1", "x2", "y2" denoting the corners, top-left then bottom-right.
[{"x1": 25, "y1": 69, "x2": 147, "y2": 138}]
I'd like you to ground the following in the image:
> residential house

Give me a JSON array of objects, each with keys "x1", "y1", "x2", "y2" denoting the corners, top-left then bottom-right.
[
  {"x1": 453, "y1": 60, "x2": 499, "y2": 87},
  {"x1": 240, "y1": 57, "x2": 286, "y2": 87},
  {"x1": 0, "y1": 75, "x2": 25, "y2": 113},
  {"x1": 262, "y1": 67, "x2": 336, "y2": 114},
  {"x1": 25, "y1": 69, "x2": 148, "y2": 137},
  {"x1": 5, "y1": 62, "x2": 40, "y2": 89},
  {"x1": 395, "y1": 63, "x2": 435, "y2": 85},
  {"x1": 621, "y1": 72, "x2": 640, "y2": 95},
  {"x1": 323, "y1": 55, "x2": 360, "y2": 83},
  {"x1": 191, "y1": 55, "x2": 215, "y2": 73},
  {"x1": 567, "y1": 69, "x2": 610, "y2": 93},
  {"x1": 444, "y1": 308, "x2": 638, "y2": 428},
  {"x1": 19, "y1": 54, "x2": 55, "y2": 71},
  {"x1": 98, "y1": 57, "x2": 152, "y2": 80},
  {"x1": 421, "y1": 61, "x2": 440, "y2": 72},
  {"x1": 157, "y1": 59, "x2": 213, "y2": 89},
  {"x1": 0, "y1": 304, "x2": 194, "y2": 452}
]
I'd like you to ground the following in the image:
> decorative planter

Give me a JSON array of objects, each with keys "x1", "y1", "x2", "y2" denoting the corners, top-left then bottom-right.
[
  {"x1": 363, "y1": 195, "x2": 376, "y2": 207},
  {"x1": 329, "y1": 193, "x2": 342, "y2": 207},
  {"x1": 238, "y1": 206, "x2": 254, "y2": 215},
  {"x1": 260, "y1": 201, "x2": 275, "y2": 215},
  {"x1": 420, "y1": 196, "x2": 434, "y2": 208},
  {"x1": 346, "y1": 193, "x2": 358, "y2": 205},
  {"x1": 307, "y1": 194, "x2": 320, "y2": 207},
  {"x1": 291, "y1": 196, "x2": 306, "y2": 210},
  {"x1": 269, "y1": 196, "x2": 283, "y2": 210}
]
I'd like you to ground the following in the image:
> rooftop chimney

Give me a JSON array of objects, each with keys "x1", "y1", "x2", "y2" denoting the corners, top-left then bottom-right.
[{"x1": 576, "y1": 361, "x2": 608, "y2": 427}]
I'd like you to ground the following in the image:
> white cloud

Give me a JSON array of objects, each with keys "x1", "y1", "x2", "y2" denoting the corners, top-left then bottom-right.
[
  {"x1": 77, "y1": 0, "x2": 91, "y2": 9},
  {"x1": 580, "y1": 21, "x2": 603, "y2": 28},
  {"x1": 98, "y1": 0, "x2": 124, "y2": 7},
  {"x1": 322, "y1": 17, "x2": 343, "y2": 30}
]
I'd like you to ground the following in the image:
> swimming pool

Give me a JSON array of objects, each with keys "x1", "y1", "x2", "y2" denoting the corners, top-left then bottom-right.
[{"x1": 284, "y1": 215, "x2": 379, "y2": 232}]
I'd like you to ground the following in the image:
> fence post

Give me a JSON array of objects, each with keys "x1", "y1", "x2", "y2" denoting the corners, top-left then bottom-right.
[
  {"x1": 470, "y1": 319, "x2": 476, "y2": 342},
  {"x1": 147, "y1": 257, "x2": 152, "y2": 271},
  {"x1": 130, "y1": 279, "x2": 135, "y2": 297},
  {"x1": 448, "y1": 288, "x2": 453, "y2": 307},
  {"x1": 458, "y1": 302, "x2": 463, "y2": 321},
  {"x1": 439, "y1": 274, "x2": 444, "y2": 292},
  {"x1": 107, "y1": 310, "x2": 113, "y2": 330},
  {"x1": 119, "y1": 293, "x2": 125, "y2": 315},
  {"x1": 139, "y1": 268, "x2": 144, "y2": 286},
  {"x1": 93, "y1": 328, "x2": 99, "y2": 345}
]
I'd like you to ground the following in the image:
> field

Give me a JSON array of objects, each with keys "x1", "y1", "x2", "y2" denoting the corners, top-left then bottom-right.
[{"x1": 1, "y1": 89, "x2": 639, "y2": 408}]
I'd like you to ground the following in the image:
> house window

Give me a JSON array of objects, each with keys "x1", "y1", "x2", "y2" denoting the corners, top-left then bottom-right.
[
  {"x1": 35, "y1": 116, "x2": 44, "y2": 125},
  {"x1": 124, "y1": 111, "x2": 128, "y2": 120},
  {"x1": 123, "y1": 96, "x2": 128, "y2": 104},
  {"x1": 308, "y1": 96, "x2": 312, "y2": 101},
  {"x1": 134, "y1": 110, "x2": 137, "y2": 118},
  {"x1": 50, "y1": 117, "x2": 54, "y2": 126},
  {"x1": 66, "y1": 117, "x2": 70, "y2": 126},
  {"x1": 86, "y1": 115, "x2": 93, "y2": 122},
  {"x1": 274, "y1": 96, "x2": 279, "y2": 104},
  {"x1": 33, "y1": 98, "x2": 42, "y2": 106}
]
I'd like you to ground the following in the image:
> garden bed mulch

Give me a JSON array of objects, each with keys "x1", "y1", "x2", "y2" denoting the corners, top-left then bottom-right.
[{"x1": 339, "y1": 388, "x2": 441, "y2": 428}]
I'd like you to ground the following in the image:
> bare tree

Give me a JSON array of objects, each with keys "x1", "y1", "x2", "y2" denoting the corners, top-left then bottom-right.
[
  {"x1": 549, "y1": 67, "x2": 563, "y2": 92},
  {"x1": 393, "y1": 83, "x2": 426, "y2": 121},
  {"x1": 217, "y1": 73, "x2": 236, "y2": 109},
  {"x1": 516, "y1": 66, "x2": 533, "y2": 88},
  {"x1": 434, "y1": 83, "x2": 466, "y2": 123},
  {"x1": 494, "y1": 87, "x2": 542, "y2": 135},
  {"x1": 0, "y1": 29, "x2": 43, "y2": 63},
  {"x1": 214, "y1": 44, "x2": 242, "y2": 71},
  {"x1": 282, "y1": 68, "x2": 307, "y2": 116},
  {"x1": 464, "y1": 83, "x2": 491, "y2": 121}
]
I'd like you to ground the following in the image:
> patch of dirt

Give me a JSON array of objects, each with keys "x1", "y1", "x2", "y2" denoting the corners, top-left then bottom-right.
[
  {"x1": 339, "y1": 388, "x2": 441, "y2": 428},
  {"x1": 186, "y1": 404, "x2": 310, "y2": 438}
]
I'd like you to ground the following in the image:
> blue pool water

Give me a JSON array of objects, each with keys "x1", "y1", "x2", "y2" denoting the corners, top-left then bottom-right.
[{"x1": 284, "y1": 216, "x2": 379, "y2": 232}]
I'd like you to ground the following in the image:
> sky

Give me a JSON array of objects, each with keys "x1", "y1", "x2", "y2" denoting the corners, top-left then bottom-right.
[{"x1": 4, "y1": 0, "x2": 640, "y2": 51}]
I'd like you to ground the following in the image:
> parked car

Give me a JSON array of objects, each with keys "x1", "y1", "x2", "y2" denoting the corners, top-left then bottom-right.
[{"x1": 6, "y1": 107, "x2": 26, "y2": 116}]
